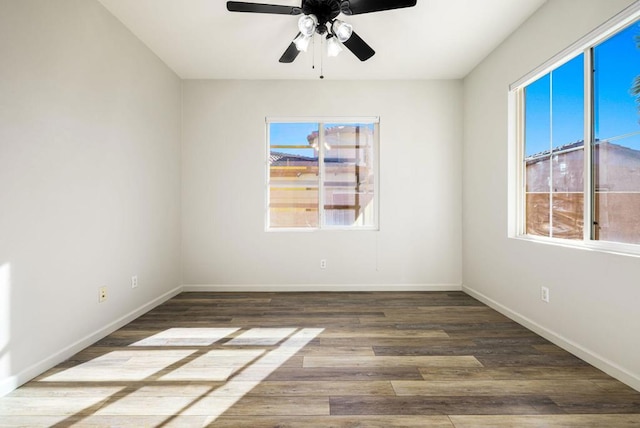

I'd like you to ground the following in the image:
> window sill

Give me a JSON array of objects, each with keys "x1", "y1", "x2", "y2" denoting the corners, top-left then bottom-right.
[
  {"x1": 266, "y1": 227, "x2": 380, "y2": 233},
  {"x1": 511, "y1": 234, "x2": 640, "y2": 258}
]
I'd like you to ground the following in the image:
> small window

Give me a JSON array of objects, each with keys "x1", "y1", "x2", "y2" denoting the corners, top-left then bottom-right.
[{"x1": 267, "y1": 118, "x2": 379, "y2": 230}]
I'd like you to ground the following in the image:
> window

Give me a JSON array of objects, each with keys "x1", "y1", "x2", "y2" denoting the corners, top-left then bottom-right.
[
  {"x1": 267, "y1": 118, "x2": 379, "y2": 230},
  {"x1": 513, "y1": 8, "x2": 640, "y2": 250},
  {"x1": 524, "y1": 55, "x2": 585, "y2": 239}
]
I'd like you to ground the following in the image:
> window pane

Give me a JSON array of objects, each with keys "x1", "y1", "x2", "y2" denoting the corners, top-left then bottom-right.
[
  {"x1": 524, "y1": 55, "x2": 584, "y2": 239},
  {"x1": 552, "y1": 192, "x2": 584, "y2": 239},
  {"x1": 526, "y1": 193, "x2": 550, "y2": 236},
  {"x1": 551, "y1": 148, "x2": 584, "y2": 239},
  {"x1": 525, "y1": 74, "x2": 551, "y2": 158},
  {"x1": 593, "y1": 23, "x2": 640, "y2": 244},
  {"x1": 525, "y1": 74, "x2": 551, "y2": 237},
  {"x1": 550, "y1": 55, "x2": 584, "y2": 239},
  {"x1": 594, "y1": 24, "x2": 640, "y2": 142},
  {"x1": 593, "y1": 137, "x2": 640, "y2": 243},
  {"x1": 552, "y1": 55, "x2": 585, "y2": 151},
  {"x1": 321, "y1": 123, "x2": 376, "y2": 227},
  {"x1": 269, "y1": 123, "x2": 319, "y2": 228}
]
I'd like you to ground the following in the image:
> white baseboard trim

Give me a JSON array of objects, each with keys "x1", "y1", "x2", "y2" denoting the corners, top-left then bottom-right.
[
  {"x1": 0, "y1": 286, "x2": 183, "y2": 397},
  {"x1": 182, "y1": 283, "x2": 463, "y2": 292},
  {"x1": 462, "y1": 284, "x2": 640, "y2": 392}
]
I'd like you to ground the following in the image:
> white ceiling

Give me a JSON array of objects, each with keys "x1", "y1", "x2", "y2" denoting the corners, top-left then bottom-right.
[{"x1": 98, "y1": 0, "x2": 547, "y2": 80}]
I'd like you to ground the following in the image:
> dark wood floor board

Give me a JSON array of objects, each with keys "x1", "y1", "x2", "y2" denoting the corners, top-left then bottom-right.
[
  {"x1": 392, "y1": 379, "x2": 606, "y2": 396},
  {"x1": 317, "y1": 326, "x2": 449, "y2": 339},
  {"x1": 319, "y1": 337, "x2": 468, "y2": 348},
  {"x1": 475, "y1": 354, "x2": 591, "y2": 368},
  {"x1": 449, "y1": 414, "x2": 640, "y2": 427},
  {"x1": 373, "y1": 344, "x2": 544, "y2": 357},
  {"x1": 550, "y1": 393, "x2": 640, "y2": 414},
  {"x1": 264, "y1": 367, "x2": 424, "y2": 381},
  {"x1": 359, "y1": 313, "x2": 513, "y2": 325},
  {"x1": 229, "y1": 316, "x2": 364, "y2": 327},
  {"x1": 208, "y1": 415, "x2": 455, "y2": 427},
  {"x1": 419, "y1": 366, "x2": 614, "y2": 381},
  {"x1": 1, "y1": 291, "x2": 639, "y2": 427},
  {"x1": 329, "y1": 395, "x2": 566, "y2": 415}
]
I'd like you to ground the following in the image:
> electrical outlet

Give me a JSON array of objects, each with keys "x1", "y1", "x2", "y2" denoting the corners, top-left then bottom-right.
[
  {"x1": 99, "y1": 286, "x2": 107, "y2": 303},
  {"x1": 131, "y1": 275, "x2": 138, "y2": 289},
  {"x1": 320, "y1": 259, "x2": 327, "y2": 269},
  {"x1": 541, "y1": 286, "x2": 550, "y2": 303}
]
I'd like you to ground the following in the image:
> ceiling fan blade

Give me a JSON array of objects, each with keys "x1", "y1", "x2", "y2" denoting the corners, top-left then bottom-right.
[
  {"x1": 227, "y1": 1, "x2": 302, "y2": 15},
  {"x1": 343, "y1": 31, "x2": 375, "y2": 61},
  {"x1": 279, "y1": 35, "x2": 302, "y2": 63},
  {"x1": 342, "y1": 0, "x2": 416, "y2": 15}
]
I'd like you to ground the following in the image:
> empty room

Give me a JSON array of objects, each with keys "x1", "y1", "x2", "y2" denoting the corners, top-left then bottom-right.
[{"x1": 1, "y1": 0, "x2": 640, "y2": 426}]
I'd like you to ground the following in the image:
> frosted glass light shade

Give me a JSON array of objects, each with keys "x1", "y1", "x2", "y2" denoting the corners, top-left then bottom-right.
[
  {"x1": 294, "y1": 33, "x2": 312, "y2": 52},
  {"x1": 298, "y1": 14, "x2": 318, "y2": 37},
  {"x1": 326, "y1": 36, "x2": 343, "y2": 57},
  {"x1": 332, "y1": 20, "x2": 353, "y2": 43}
]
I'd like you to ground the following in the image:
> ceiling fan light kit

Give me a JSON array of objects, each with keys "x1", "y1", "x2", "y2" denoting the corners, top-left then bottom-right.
[
  {"x1": 332, "y1": 19, "x2": 353, "y2": 43},
  {"x1": 227, "y1": 0, "x2": 417, "y2": 67},
  {"x1": 293, "y1": 32, "x2": 312, "y2": 51},
  {"x1": 326, "y1": 35, "x2": 343, "y2": 57},
  {"x1": 298, "y1": 14, "x2": 318, "y2": 36}
]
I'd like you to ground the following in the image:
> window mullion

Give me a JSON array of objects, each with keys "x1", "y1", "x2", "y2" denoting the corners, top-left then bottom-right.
[
  {"x1": 549, "y1": 72, "x2": 554, "y2": 238},
  {"x1": 318, "y1": 123, "x2": 326, "y2": 228},
  {"x1": 518, "y1": 89, "x2": 527, "y2": 236},
  {"x1": 583, "y1": 47, "x2": 594, "y2": 242}
]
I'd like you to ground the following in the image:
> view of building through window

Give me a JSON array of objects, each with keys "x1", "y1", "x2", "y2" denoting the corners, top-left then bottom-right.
[
  {"x1": 593, "y1": 24, "x2": 640, "y2": 244},
  {"x1": 522, "y1": 20, "x2": 640, "y2": 245},
  {"x1": 268, "y1": 120, "x2": 377, "y2": 229}
]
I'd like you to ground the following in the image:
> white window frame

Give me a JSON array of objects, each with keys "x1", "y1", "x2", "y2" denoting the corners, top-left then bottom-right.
[
  {"x1": 508, "y1": 2, "x2": 640, "y2": 257},
  {"x1": 265, "y1": 116, "x2": 380, "y2": 232}
]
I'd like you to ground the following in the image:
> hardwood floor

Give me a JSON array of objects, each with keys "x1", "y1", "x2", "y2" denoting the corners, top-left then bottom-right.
[{"x1": 2, "y1": 291, "x2": 640, "y2": 427}]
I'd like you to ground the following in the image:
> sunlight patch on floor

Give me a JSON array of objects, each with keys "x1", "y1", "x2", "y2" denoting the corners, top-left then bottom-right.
[
  {"x1": 130, "y1": 327, "x2": 239, "y2": 347},
  {"x1": 41, "y1": 350, "x2": 196, "y2": 382},
  {"x1": 6, "y1": 326, "x2": 325, "y2": 424},
  {"x1": 159, "y1": 349, "x2": 265, "y2": 381},
  {"x1": 225, "y1": 327, "x2": 297, "y2": 346}
]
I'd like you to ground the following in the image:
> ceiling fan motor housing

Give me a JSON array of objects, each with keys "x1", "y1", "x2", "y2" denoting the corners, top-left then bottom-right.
[{"x1": 302, "y1": 0, "x2": 343, "y2": 34}]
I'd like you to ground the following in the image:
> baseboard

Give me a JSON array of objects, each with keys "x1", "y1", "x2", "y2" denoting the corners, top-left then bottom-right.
[
  {"x1": 0, "y1": 286, "x2": 183, "y2": 397},
  {"x1": 462, "y1": 284, "x2": 640, "y2": 392},
  {"x1": 182, "y1": 283, "x2": 463, "y2": 292}
]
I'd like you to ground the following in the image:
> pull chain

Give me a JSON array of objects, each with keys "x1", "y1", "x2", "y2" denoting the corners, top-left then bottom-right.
[
  {"x1": 319, "y1": 36, "x2": 324, "y2": 79},
  {"x1": 312, "y1": 35, "x2": 316, "y2": 70}
]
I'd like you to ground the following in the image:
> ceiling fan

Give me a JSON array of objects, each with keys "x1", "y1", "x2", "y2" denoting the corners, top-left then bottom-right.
[{"x1": 227, "y1": 0, "x2": 417, "y2": 63}]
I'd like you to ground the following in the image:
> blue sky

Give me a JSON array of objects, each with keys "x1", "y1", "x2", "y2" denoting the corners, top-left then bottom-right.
[
  {"x1": 525, "y1": 22, "x2": 640, "y2": 156},
  {"x1": 269, "y1": 122, "x2": 318, "y2": 158},
  {"x1": 270, "y1": 122, "x2": 374, "y2": 156}
]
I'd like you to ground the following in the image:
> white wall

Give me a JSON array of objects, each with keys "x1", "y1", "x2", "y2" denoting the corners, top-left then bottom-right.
[
  {"x1": 182, "y1": 80, "x2": 462, "y2": 289},
  {"x1": 463, "y1": 0, "x2": 640, "y2": 390},
  {"x1": 0, "y1": 0, "x2": 182, "y2": 394}
]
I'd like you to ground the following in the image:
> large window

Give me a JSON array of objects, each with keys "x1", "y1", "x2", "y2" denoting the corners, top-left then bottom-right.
[
  {"x1": 267, "y1": 118, "x2": 378, "y2": 230},
  {"x1": 514, "y1": 12, "x2": 640, "y2": 249}
]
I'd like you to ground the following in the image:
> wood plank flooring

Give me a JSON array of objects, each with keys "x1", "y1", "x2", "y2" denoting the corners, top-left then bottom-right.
[{"x1": 1, "y1": 291, "x2": 640, "y2": 427}]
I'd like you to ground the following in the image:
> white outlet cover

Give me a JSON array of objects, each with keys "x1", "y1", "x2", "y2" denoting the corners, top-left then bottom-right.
[{"x1": 541, "y1": 287, "x2": 550, "y2": 303}]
